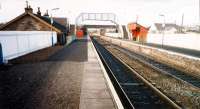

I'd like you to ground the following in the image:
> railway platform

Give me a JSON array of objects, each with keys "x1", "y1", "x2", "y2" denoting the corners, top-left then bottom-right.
[
  {"x1": 142, "y1": 43, "x2": 200, "y2": 58},
  {"x1": 79, "y1": 37, "x2": 118, "y2": 109},
  {"x1": 1, "y1": 36, "x2": 119, "y2": 109}
]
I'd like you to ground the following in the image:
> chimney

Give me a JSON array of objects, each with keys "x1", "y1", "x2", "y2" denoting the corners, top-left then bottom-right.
[
  {"x1": 25, "y1": 5, "x2": 33, "y2": 13},
  {"x1": 37, "y1": 7, "x2": 41, "y2": 16},
  {"x1": 24, "y1": 1, "x2": 33, "y2": 13},
  {"x1": 43, "y1": 10, "x2": 49, "y2": 17}
]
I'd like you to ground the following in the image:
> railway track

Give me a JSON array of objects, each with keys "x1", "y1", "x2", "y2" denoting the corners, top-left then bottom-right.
[
  {"x1": 111, "y1": 43, "x2": 200, "y2": 89},
  {"x1": 91, "y1": 37, "x2": 181, "y2": 109}
]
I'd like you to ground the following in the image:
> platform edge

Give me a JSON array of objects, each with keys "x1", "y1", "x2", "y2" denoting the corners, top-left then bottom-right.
[{"x1": 90, "y1": 37, "x2": 124, "y2": 109}]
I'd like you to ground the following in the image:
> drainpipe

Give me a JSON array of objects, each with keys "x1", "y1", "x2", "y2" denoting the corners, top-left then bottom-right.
[{"x1": 0, "y1": 43, "x2": 3, "y2": 64}]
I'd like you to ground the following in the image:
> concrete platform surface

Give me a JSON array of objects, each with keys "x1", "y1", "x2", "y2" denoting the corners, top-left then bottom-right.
[
  {"x1": 138, "y1": 42, "x2": 200, "y2": 58},
  {"x1": 1, "y1": 36, "x2": 116, "y2": 109},
  {"x1": 79, "y1": 37, "x2": 116, "y2": 109}
]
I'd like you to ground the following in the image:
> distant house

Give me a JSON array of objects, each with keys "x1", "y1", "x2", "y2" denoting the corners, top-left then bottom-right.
[
  {"x1": 185, "y1": 25, "x2": 200, "y2": 33},
  {"x1": 0, "y1": 6, "x2": 69, "y2": 45},
  {"x1": 128, "y1": 22, "x2": 150, "y2": 43},
  {"x1": 149, "y1": 23, "x2": 181, "y2": 34}
]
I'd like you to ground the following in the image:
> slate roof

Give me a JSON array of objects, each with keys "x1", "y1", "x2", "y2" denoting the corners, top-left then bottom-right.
[
  {"x1": 154, "y1": 23, "x2": 180, "y2": 31},
  {"x1": 35, "y1": 14, "x2": 68, "y2": 33},
  {"x1": 53, "y1": 17, "x2": 68, "y2": 27},
  {"x1": 0, "y1": 23, "x2": 4, "y2": 28}
]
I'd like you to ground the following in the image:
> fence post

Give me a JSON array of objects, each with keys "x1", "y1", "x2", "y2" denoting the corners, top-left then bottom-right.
[{"x1": 0, "y1": 43, "x2": 3, "y2": 64}]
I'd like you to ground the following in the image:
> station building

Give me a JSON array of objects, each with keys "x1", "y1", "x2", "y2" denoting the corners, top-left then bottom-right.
[
  {"x1": 128, "y1": 22, "x2": 149, "y2": 43},
  {"x1": 0, "y1": 5, "x2": 69, "y2": 45}
]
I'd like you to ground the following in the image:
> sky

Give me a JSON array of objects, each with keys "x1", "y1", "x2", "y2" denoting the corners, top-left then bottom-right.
[{"x1": 0, "y1": 0, "x2": 199, "y2": 26}]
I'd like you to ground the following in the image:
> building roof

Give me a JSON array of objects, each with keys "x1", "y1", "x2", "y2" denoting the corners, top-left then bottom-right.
[
  {"x1": 128, "y1": 22, "x2": 150, "y2": 30},
  {"x1": 0, "y1": 7, "x2": 68, "y2": 33},
  {"x1": 53, "y1": 17, "x2": 68, "y2": 27},
  {"x1": 35, "y1": 14, "x2": 68, "y2": 33},
  {"x1": 154, "y1": 23, "x2": 180, "y2": 31},
  {"x1": 0, "y1": 23, "x2": 4, "y2": 27}
]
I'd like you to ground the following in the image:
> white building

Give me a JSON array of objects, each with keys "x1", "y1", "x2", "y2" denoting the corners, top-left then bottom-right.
[{"x1": 149, "y1": 23, "x2": 181, "y2": 34}]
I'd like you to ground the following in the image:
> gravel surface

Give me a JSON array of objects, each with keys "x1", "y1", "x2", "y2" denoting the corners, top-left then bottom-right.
[
  {"x1": 95, "y1": 38, "x2": 200, "y2": 109},
  {"x1": 1, "y1": 40, "x2": 88, "y2": 109}
]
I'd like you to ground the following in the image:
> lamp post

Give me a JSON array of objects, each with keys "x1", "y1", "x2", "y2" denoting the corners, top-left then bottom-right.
[
  {"x1": 67, "y1": 11, "x2": 71, "y2": 30},
  {"x1": 159, "y1": 14, "x2": 165, "y2": 48},
  {"x1": 199, "y1": 0, "x2": 200, "y2": 31},
  {"x1": 0, "y1": 3, "x2": 2, "y2": 10},
  {"x1": 50, "y1": 8, "x2": 60, "y2": 46}
]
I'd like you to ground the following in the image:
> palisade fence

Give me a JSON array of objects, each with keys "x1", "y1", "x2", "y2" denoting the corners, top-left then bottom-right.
[{"x1": 0, "y1": 31, "x2": 57, "y2": 63}]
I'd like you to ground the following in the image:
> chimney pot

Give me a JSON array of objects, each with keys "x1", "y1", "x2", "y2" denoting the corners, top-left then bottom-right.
[
  {"x1": 25, "y1": 4, "x2": 33, "y2": 13},
  {"x1": 43, "y1": 10, "x2": 49, "y2": 17},
  {"x1": 37, "y1": 7, "x2": 41, "y2": 16}
]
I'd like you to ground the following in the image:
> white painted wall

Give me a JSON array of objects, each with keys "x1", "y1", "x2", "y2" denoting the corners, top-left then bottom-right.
[
  {"x1": 147, "y1": 33, "x2": 200, "y2": 51},
  {"x1": 0, "y1": 31, "x2": 57, "y2": 61}
]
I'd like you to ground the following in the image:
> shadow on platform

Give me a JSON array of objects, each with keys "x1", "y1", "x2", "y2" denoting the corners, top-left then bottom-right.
[
  {"x1": 0, "y1": 39, "x2": 88, "y2": 109},
  {"x1": 47, "y1": 39, "x2": 88, "y2": 62}
]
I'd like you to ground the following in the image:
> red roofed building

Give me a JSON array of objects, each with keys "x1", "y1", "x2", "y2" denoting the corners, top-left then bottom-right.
[{"x1": 128, "y1": 22, "x2": 149, "y2": 43}]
